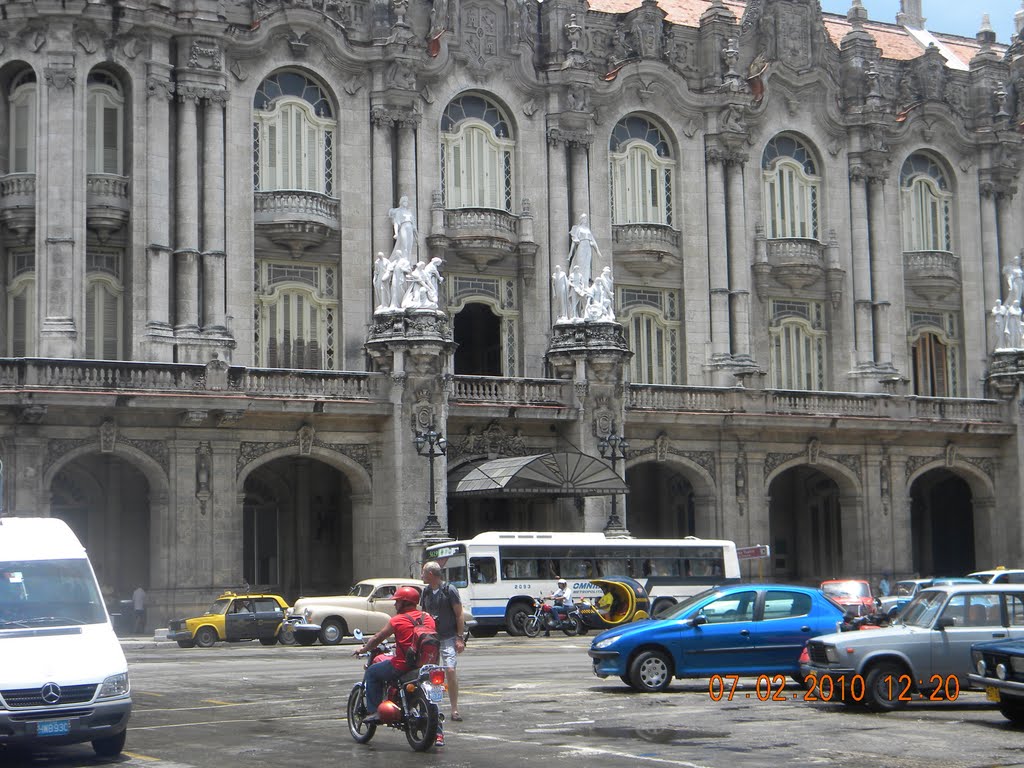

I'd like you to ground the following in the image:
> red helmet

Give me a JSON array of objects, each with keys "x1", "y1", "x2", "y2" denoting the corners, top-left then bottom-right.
[
  {"x1": 377, "y1": 700, "x2": 402, "y2": 724},
  {"x1": 393, "y1": 586, "x2": 421, "y2": 605}
]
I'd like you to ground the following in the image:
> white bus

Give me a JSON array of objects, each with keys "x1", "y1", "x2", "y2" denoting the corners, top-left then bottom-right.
[{"x1": 423, "y1": 531, "x2": 741, "y2": 636}]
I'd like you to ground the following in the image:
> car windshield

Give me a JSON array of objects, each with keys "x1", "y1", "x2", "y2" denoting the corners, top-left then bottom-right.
[
  {"x1": 206, "y1": 598, "x2": 232, "y2": 615},
  {"x1": 821, "y1": 581, "x2": 870, "y2": 599},
  {"x1": 899, "y1": 590, "x2": 947, "y2": 627},
  {"x1": 347, "y1": 583, "x2": 375, "y2": 598},
  {"x1": 894, "y1": 581, "x2": 919, "y2": 597},
  {"x1": 657, "y1": 588, "x2": 721, "y2": 620}
]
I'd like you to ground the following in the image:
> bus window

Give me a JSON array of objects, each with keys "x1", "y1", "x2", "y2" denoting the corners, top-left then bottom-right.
[{"x1": 470, "y1": 558, "x2": 496, "y2": 584}]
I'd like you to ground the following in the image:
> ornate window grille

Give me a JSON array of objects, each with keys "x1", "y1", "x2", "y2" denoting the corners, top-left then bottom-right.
[
  {"x1": 609, "y1": 116, "x2": 674, "y2": 226},
  {"x1": 86, "y1": 71, "x2": 125, "y2": 175},
  {"x1": 769, "y1": 299, "x2": 826, "y2": 390},
  {"x1": 440, "y1": 94, "x2": 515, "y2": 211},
  {"x1": 762, "y1": 134, "x2": 821, "y2": 240},
  {"x1": 900, "y1": 153, "x2": 953, "y2": 252}
]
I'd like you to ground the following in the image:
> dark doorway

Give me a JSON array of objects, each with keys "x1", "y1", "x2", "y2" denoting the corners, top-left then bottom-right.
[
  {"x1": 454, "y1": 302, "x2": 502, "y2": 375},
  {"x1": 625, "y1": 463, "x2": 696, "y2": 538},
  {"x1": 910, "y1": 469, "x2": 975, "y2": 576},
  {"x1": 768, "y1": 466, "x2": 842, "y2": 582}
]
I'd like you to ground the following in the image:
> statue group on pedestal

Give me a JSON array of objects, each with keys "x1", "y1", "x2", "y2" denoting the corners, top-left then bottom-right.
[
  {"x1": 992, "y1": 253, "x2": 1024, "y2": 349},
  {"x1": 551, "y1": 213, "x2": 615, "y2": 324},
  {"x1": 373, "y1": 196, "x2": 445, "y2": 313}
]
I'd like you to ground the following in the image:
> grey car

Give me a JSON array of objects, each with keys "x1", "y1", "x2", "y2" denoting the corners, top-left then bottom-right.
[{"x1": 805, "y1": 584, "x2": 1024, "y2": 711}]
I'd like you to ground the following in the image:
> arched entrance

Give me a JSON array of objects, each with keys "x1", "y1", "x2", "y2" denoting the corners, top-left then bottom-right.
[
  {"x1": 768, "y1": 466, "x2": 844, "y2": 582},
  {"x1": 453, "y1": 302, "x2": 502, "y2": 375},
  {"x1": 624, "y1": 462, "x2": 698, "y2": 538},
  {"x1": 50, "y1": 454, "x2": 151, "y2": 602},
  {"x1": 445, "y1": 496, "x2": 578, "y2": 540},
  {"x1": 242, "y1": 457, "x2": 354, "y2": 598},
  {"x1": 909, "y1": 469, "x2": 975, "y2": 576}
]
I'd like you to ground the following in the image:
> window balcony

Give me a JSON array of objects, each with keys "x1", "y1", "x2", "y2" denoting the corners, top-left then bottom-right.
[
  {"x1": 254, "y1": 189, "x2": 340, "y2": 257},
  {"x1": 903, "y1": 250, "x2": 961, "y2": 302},
  {"x1": 764, "y1": 237, "x2": 825, "y2": 290},
  {"x1": 611, "y1": 223, "x2": 681, "y2": 277},
  {"x1": 429, "y1": 207, "x2": 527, "y2": 271},
  {"x1": 0, "y1": 173, "x2": 36, "y2": 244},
  {"x1": 86, "y1": 174, "x2": 130, "y2": 242}
]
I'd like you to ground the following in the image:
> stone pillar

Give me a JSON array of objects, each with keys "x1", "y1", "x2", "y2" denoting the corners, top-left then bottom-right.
[
  {"x1": 547, "y1": 131, "x2": 571, "y2": 273},
  {"x1": 396, "y1": 119, "x2": 418, "y2": 215},
  {"x1": 849, "y1": 168, "x2": 874, "y2": 367},
  {"x1": 202, "y1": 92, "x2": 227, "y2": 332},
  {"x1": 867, "y1": 173, "x2": 892, "y2": 368},
  {"x1": 145, "y1": 61, "x2": 175, "y2": 356},
  {"x1": 706, "y1": 148, "x2": 730, "y2": 359},
  {"x1": 570, "y1": 143, "x2": 589, "y2": 227},
  {"x1": 174, "y1": 89, "x2": 201, "y2": 332},
  {"x1": 981, "y1": 184, "x2": 1002, "y2": 350},
  {"x1": 371, "y1": 109, "x2": 396, "y2": 258},
  {"x1": 726, "y1": 154, "x2": 751, "y2": 361}
]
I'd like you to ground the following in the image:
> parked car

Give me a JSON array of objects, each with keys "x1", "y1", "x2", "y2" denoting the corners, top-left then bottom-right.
[
  {"x1": 969, "y1": 637, "x2": 1024, "y2": 725},
  {"x1": 287, "y1": 578, "x2": 425, "y2": 646},
  {"x1": 588, "y1": 584, "x2": 846, "y2": 693},
  {"x1": 968, "y1": 568, "x2": 1024, "y2": 585},
  {"x1": 820, "y1": 580, "x2": 875, "y2": 616},
  {"x1": 878, "y1": 577, "x2": 980, "y2": 616},
  {"x1": 805, "y1": 584, "x2": 1024, "y2": 711},
  {"x1": 167, "y1": 592, "x2": 294, "y2": 648}
]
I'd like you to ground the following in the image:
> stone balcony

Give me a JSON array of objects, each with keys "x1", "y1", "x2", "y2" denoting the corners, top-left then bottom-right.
[
  {"x1": 763, "y1": 237, "x2": 825, "y2": 289},
  {"x1": 86, "y1": 174, "x2": 130, "y2": 242},
  {"x1": 254, "y1": 190, "x2": 340, "y2": 257},
  {"x1": 429, "y1": 205, "x2": 536, "y2": 273},
  {"x1": 0, "y1": 173, "x2": 36, "y2": 244},
  {"x1": 611, "y1": 223, "x2": 682, "y2": 277},
  {"x1": 903, "y1": 250, "x2": 961, "y2": 302}
]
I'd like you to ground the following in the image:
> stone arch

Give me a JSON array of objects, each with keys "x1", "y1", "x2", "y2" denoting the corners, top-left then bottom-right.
[
  {"x1": 43, "y1": 442, "x2": 169, "y2": 501},
  {"x1": 906, "y1": 459, "x2": 994, "y2": 502},
  {"x1": 236, "y1": 444, "x2": 372, "y2": 497},
  {"x1": 623, "y1": 455, "x2": 718, "y2": 539},
  {"x1": 764, "y1": 455, "x2": 861, "y2": 498}
]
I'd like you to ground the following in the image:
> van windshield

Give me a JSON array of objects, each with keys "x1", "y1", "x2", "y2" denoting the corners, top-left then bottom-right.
[{"x1": 0, "y1": 559, "x2": 107, "y2": 628}]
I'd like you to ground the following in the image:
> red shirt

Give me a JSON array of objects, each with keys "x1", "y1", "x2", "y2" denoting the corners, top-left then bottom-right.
[{"x1": 389, "y1": 610, "x2": 436, "y2": 672}]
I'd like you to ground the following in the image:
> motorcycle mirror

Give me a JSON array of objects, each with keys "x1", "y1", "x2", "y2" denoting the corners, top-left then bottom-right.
[{"x1": 353, "y1": 628, "x2": 364, "y2": 642}]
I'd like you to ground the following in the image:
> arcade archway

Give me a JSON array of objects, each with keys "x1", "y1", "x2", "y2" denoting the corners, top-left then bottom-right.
[
  {"x1": 768, "y1": 465, "x2": 845, "y2": 582},
  {"x1": 909, "y1": 469, "x2": 975, "y2": 576},
  {"x1": 624, "y1": 462, "x2": 702, "y2": 538}
]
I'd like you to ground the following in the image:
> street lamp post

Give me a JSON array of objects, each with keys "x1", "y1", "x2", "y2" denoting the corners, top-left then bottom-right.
[
  {"x1": 414, "y1": 428, "x2": 448, "y2": 532},
  {"x1": 598, "y1": 424, "x2": 629, "y2": 532}
]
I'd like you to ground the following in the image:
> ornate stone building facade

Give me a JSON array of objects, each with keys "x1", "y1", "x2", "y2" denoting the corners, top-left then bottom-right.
[{"x1": 3, "y1": 0, "x2": 1024, "y2": 627}]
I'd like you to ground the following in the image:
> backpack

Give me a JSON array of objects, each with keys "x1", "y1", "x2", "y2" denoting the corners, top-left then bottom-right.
[{"x1": 405, "y1": 612, "x2": 441, "y2": 668}]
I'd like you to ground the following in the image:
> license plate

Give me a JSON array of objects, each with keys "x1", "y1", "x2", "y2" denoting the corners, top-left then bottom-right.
[
  {"x1": 427, "y1": 688, "x2": 443, "y2": 702},
  {"x1": 37, "y1": 720, "x2": 70, "y2": 737},
  {"x1": 986, "y1": 686, "x2": 1002, "y2": 703}
]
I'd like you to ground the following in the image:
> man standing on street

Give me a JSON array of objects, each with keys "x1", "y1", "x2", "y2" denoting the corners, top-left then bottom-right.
[
  {"x1": 420, "y1": 561, "x2": 465, "y2": 721},
  {"x1": 132, "y1": 585, "x2": 147, "y2": 634}
]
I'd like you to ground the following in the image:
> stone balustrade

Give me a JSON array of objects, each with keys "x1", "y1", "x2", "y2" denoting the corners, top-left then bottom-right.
[
  {"x1": 254, "y1": 190, "x2": 340, "y2": 227},
  {"x1": 86, "y1": 174, "x2": 130, "y2": 199},
  {"x1": 612, "y1": 223, "x2": 680, "y2": 249},
  {"x1": 0, "y1": 173, "x2": 36, "y2": 199},
  {"x1": 443, "y1": 207, "x2": 519, "y2": 237},
  {"x1": 903, "y1": 250, "x2": 961, "y2": 301},
  {"x1": 451, "y1": 375, "x2": 568, "y2": 404}
]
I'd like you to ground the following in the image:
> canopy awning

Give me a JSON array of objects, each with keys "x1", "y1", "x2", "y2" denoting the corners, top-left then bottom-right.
[{"x1": 449, "y1": 452, "x2": 629, "y2": 498}]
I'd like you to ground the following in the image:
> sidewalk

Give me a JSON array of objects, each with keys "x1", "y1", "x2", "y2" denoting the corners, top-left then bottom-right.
[{"x1": 118, "y1": 628, "x2": 177, "y2": 650}]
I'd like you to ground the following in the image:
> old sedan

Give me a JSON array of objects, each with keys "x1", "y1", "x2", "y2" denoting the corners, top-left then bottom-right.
[
  {"x1": 168, "y1": 592, "x2": 293, "y2": 648},
  {"x1": 969, "y1": 637, "x2": 1024, "y2": 725},
  {"x1": 588, "y1": 584, "x2": 845, "y2": 693},
  {"x1": 287, "y1": 578, "x2": 425, "y2": 646},
  {"x1": 806, "y1": 584, "x2": 1024, "y2": 711}
]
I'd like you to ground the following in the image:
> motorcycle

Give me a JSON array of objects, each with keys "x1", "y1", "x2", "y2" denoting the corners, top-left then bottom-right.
[
  {"x1": 347, "y1": 629, "x2": 446, "y2": 752},
  {"x1": 522, "y1": 596, "x2": 585, "y2": 637}
]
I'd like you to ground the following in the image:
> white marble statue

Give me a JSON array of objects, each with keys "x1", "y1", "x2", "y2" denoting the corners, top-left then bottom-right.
[
  {"x1": 1006, "y1": 254, "x2": 1024, "y2": 308},
  {"x1": 552, "y1": 264, "x2": 570, "y2": 322},
  {"x1": 993, "y1": 299, "x2": 1008, "y2": 347},
  {"x1": 422, "y1": 257, "x2": 445, "y2": 307},
  {"x1": 584, "y1": 267, "x2": 615, "y2": 322},
  {"x1": 388, "y1": 195, "x2": 418, "y2": 262},
  {"x1": 373, "y1": 251, "x2": 391, "y2": 311},
  {"x1": 567, "y1": 264, "x2": 586, "y2": 322},
  {"x1": 1009, "y1": 300, "x2": 1024, "y2": 349},
  {"x1": 567, "y1": 213, "x2": 602, "y2": 285},
  {"x1": 403, "y1": 261, "x2": 429, "y2": 309},
  {"x1": 387, "y1": 251, "x2": 413, "y2": 310}
]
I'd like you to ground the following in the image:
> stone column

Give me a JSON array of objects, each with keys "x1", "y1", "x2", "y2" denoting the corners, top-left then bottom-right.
[
  {"x1": 981, "y1": 184, "x2": 1001, "y2": 350},
  {"x1": 202, "y1": 92, "x2": 227, "y2": 332},
  {"x1": 570, "y1": 143, "x2": 589, "y2": 226},
  {"x1": 867, "y1": 172, "x2": 892, "y2": 367},
  {"x1": 396, "y1": 118, "x2": 418, "y2": 214},
  {"x1": 726, "y1": 154, "x2": 750, "y2": 361},
  {"x1": 174, "y1": 88, "x2": 201, "y2": 332},
  {"x1": 371, "y1": 109, "x2": 396, "y2": 258},
  {"x1": 145, "y1": 63, "x2": 174, "y2": 355},
  {"x1": 706, "y1": 148, "x2": 730, "y2": 359},
  {"x1": 547, "y1": 131, "x2": 571, "y2": 275},
  {"x1": 849, "y1": 168, "x2": 874, "y2": 366}
]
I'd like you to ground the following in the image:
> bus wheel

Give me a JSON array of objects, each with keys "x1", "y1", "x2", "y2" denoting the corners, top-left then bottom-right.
[
  {"x1": 469, "y1": 626, "x2": 499, "y2": 638},
  {"x1": 651, "y1": 598, "x2": 676, "y2": 617},
  {"x1": 505, "y1": 604, "x2": 530, "y2": 636}
]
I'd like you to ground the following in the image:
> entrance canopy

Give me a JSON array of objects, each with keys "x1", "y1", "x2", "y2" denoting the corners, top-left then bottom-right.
[{"x1": 449, "y1": 452, "x2": 629, "y2": 498}]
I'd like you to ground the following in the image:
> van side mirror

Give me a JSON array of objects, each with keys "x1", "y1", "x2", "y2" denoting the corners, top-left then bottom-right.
[{"x1": 935, "y1": 616, "x2": 955, "y2": 630}]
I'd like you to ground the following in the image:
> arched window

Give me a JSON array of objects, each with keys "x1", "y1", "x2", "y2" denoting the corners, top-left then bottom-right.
[
  {"x1": 620, "y1": 286, "x2": 681, "y2": 384},
  {"x1": 762, "y1": 134, "x2": 821, "y2": 240},
  {"x1": 901, "y1": 153, "x2": 952, "y2": 252},
  {"x1": 909, "y1": 311, "x2": 960, "y2": 397},
  {"x1": 609, "y1": 116, "x2": 674, "y2": 226},
  {"x1": 6, "y1": 270, "x2": 35, "y2": 356},
  {"x1": 85, "y1": 276, "x2": 122, "y2": 359},
  {"x1": 254, "y1": 261, "x2": 336, "y2": 370},
  {"x1": 8, "y1": 70, "x2": 36, "y2": 174},
  {"x1": 253, "y1": 72, "x2": 335, "y2": 195},
  {"x1": 441, "y1": 94, "x2": 514, "y2": 211},
  {"x1": 86, "y1": 71, "x2": 124, "y2": 175},
  {"x1": 769, "y1": 300, "x2": 826, "y2": 390}
]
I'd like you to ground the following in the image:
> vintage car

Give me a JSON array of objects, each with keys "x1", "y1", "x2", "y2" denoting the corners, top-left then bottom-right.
[
  {"x1": 806, "y1": 584, "x2": 1024, "y2": 711},
  {"x1": 820, "y1": 579, "x2": 875, "y2": 616},
  {"x1": 968, "y1": 568, "x2": 1024, "y2": 585},
  {"x1": 878, "y1": 577, "x2": 980, "y2": 616},
  {"x1": 577, "y1": 577, "x2": 651, "y2": 630},
  {"x1": 168, "y1": 592, "x2": 298, "y2": 648},
  {"x1": 589, "y1": 583, "x2": 845, "y2": 692},
  {"x1": 970, "y1": 637, "x2": 1024, "y2": 725},
  {"x1": 287, "y1": 578, "x2": 425, "y2": 646}
]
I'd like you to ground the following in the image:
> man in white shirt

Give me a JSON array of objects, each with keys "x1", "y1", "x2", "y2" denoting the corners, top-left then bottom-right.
[{"x1": 132, "y1": 586, "x2": 146, "y2": 634}]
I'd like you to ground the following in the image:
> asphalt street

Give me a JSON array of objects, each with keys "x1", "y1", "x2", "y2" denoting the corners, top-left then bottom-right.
[{"x1": 3, "y1": 634, "x2": 1024, "y2": 767}]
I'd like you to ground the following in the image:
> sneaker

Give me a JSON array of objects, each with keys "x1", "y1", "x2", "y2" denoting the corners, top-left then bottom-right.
[
  {"x1": 435, "y1": 731, "x2": 446, "y2": 747},
  {"x1": 361, "y1": 713, "x2": 381, "y2": 725}
]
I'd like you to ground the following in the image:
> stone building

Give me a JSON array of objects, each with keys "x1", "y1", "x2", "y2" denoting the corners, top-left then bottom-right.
[{"x1": 3, "y1": 0, "x2": 1024, "y2": 627}]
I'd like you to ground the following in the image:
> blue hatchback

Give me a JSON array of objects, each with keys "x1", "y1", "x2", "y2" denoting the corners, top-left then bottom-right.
[{"x1": 588, "y1": 584, "x2": 846, "y2": 692}]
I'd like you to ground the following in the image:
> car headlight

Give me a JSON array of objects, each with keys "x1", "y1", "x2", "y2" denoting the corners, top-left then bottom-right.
[
  {"x1": 997, "y1": 663, "x2": 1009, "y2": 681},
  {"x1": 1011, "y1": 657, "x2": 1024, "y2": 675},
  {"x1": 303, "y1": 607, "x2": 313, "y2": 621},
  {"x1": 824, "y1": 645, "x2": 840, "y2": 663},
  {"x1": 976, "y1": 658, "x2": 987, "y2": 676},
  {"x1": 594, "y1": 637, "x2": 618, "y2": 650},
  {"x1": 98, "y1": 672, "x2": 130, "y2": 698}
]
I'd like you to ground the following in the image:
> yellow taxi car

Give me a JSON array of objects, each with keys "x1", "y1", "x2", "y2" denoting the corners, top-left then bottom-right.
[{"x1": 168, "y1": 592, "x2": 293, "y2": 648}]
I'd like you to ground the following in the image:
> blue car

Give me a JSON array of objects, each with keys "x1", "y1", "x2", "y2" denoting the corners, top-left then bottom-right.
[{"x1": 588, "y1": 584, "x2": 846, "y2": 692}]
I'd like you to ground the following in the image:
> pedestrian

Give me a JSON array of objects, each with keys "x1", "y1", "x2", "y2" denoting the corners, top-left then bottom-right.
[
  {"x1": 878, "y1": 572, "x2": 891, "y2": 597},
  {"x1": 132, "y1": 585, "x2": 147, "y2": 634},
  {"x1": 420, "y1": 561, "x2": 466, "y2": 723}
]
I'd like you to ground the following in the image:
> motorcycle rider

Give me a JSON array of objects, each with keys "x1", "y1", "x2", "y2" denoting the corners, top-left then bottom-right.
[
  {"x1": 354, "y1": 586, "x2": 435, "y2": 724},
  {"x1": 546, "y1": 578, "x2": 572, "y2": 636}
]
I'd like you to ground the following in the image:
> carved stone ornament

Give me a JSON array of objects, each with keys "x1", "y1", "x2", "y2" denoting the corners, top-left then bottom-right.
[
  {"x1": 297, "y1": 424, "x2": 316, "y2": 456},
  {"x1": 447, "y1": 421, "x2": 528, "y2": 461},
  {"x1": 74, "y1": 26, "x2": 100, "y2": 54},
  {"x1": 195, "y1": 442, "x2": 212, "y2": 515},
  {"x1": 654, "y1": 432, "x2": 669, "y2": 462},
  {"x1": 146, "y1": 76, "x2": 175, "y2": 100},
  {"x1": 945, "y1": 442, "x2": 957, "y2": 467},
  {"x1": 99, "y1": 419, "x2": 117, "y2": 453},
  {"x1": 412, "y1": 388, "x2": 437, "y2": 433},
  {"x1": 189, "y1": 39, "x2": 222, "y2": 70},
  {"x1": 735, "y1": 446, "x2": 747, "y2": 515},
  {"x1": 44, "y1": 68, "x2": 76, "y2": 90},
  {"x1": 807, "y1": 437, "x2": 820, "y2": 464}
]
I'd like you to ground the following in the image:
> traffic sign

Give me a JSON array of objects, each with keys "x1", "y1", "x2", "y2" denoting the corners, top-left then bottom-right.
[{"x1": 736, "y1": 544, "x2": 770, "y2": 560}]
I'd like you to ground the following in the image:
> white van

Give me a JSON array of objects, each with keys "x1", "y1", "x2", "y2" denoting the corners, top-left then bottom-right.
[{"x1": 0, "y1": 517, "x2": 131, "y2": 756}]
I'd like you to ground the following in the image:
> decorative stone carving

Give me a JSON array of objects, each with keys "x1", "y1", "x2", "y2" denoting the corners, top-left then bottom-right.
[
  {"x1": 146, "y1": 76, "x2": 175, "y2": 100},
  {"x1": 44, "y1": 68, "x2": 76, "y2": 90},
  {"x1": 237, "y1": 440, "x2": 373, "y2": 476},
  {"x1": 654, "y1": 432, "x2": 669, "y2": 462},
  {"x1": 447, "y1": 421, "x2": 528, "y2": 460},
  {"x1": 99, "y1": 419, "x2": 117, "y2": 453},
  {"x1": 297, "y1": 424, "x2": 315, "y2": 455},
  {"x1": 807, "y1": 437, "x2": 820, "y2": 464},
  {"x1": 195, "y1": 442, "x2": 212, "y2": 514},
  {"x1": 189, "y1": 39, "x2": 222, "y2": 69}
]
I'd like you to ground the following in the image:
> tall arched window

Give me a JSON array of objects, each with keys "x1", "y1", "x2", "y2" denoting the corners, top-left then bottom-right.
[
  {"x1": 609, "y1": 116, "x2": 674, "y2": 226},
  {"x1": 909, "y1": 311, "x2": 960, "y2": 397},
  {"x1": 86, "y1": 71, "x2": 124, "y2": 175},
  {"x1": 253, "y1": 72, "x2": 335, "y2": 195},
  {"x1": 6, "y1": 249, "x2": 35, "y2": 356},
  {"x1": 85, "y1": 249, "x2": 123, "y2": 360},
  {"x1": 620, "y1": 286, "x2": 681, "y2": 384},
  {"x1": 441, "y1": 94, "x2": 514, "y2": 211},
  {"x1": 769, "y1": 300, "x2": 826, "y2": 390},
  {"x1": 901, "y1": 153, "x2": 952, "y2": 252},
  {"x1": 762, "y1": 134, "x2": 821, "y2": 240},
  {"x1": 254, "y1": 261, "x2": 336, "y2": 370},
  {"x1": 8, "y1": 70, "x2": 36, "y2": 174}
]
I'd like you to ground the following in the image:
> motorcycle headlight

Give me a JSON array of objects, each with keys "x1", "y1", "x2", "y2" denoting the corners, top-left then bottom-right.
[
  {"x1": 594, "y1": 637, "x2": 617, "y2": 650},
  {"x1": 98, "y1": 672, "x2": 130, "y2": 698}
]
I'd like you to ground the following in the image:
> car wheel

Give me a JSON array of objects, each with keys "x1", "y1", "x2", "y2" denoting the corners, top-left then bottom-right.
[
  {"x1": 791, "y1": 674, "x2": 809, "y2": 690},
  {"x1": 294, "y1": 630, "x2": 317, "y2": 646},
  {"x1": 863, "y1": 661, "x2": 909, "y2": 712},
  {"x1": 999, "y1": 699, "x2": 1024, "y2": 725},
  {"x1": 92, "y1": 730, "x2": 126, "y2": 757},
  {"x1": 278, "y1": 625, "x2": 296, "y2": 646},
  {"x1": 505, "y1": 604, "x2": 530, "y2": 636},
  {"x1": 628, "y1": 650, "x2": 673, "y2": 693},
  {"x1": 259, "y1": 637, "x2": 278, "y2": 646},
  {"x1": 469, "y1": 626, "x2": 499, "y2": 638},
  {"x1": 319, "y1": 618, "x2": 347, "y2": 646},
  {"x1": 176, "y1": 639, "x2": 195, "y2": 649},
  {"x1": 194, "y1": 626, "x2": 218, "y2": 648}
]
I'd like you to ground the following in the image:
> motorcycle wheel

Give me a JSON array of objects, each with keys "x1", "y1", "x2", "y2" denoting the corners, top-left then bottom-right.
[
  {"x1": 523, "y1": 615, "x2": 542, "y2": 638},
  {"x1": 561, "y1": 614, "x2": 582, "y2": 637},
  {"x1": 404, "y1": 689, "x2": 438, "y2": 752},
  {"x1": 346, "y1": 685, "x2": 376, "y2": 743}
]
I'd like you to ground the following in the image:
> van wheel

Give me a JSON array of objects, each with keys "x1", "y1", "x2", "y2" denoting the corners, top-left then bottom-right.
[
  {"x1": 651, "y1": 598, "x2": 675, "y2": 617},
  {"x1": 194, "y1": 626, "x2": 218, "y2": 648},
  {"x1": 505, "y1": 604, "x2": 530, "y2": 636},
  {"x1": 92, "y1": 730, "x2": 126, "y2": 757}
]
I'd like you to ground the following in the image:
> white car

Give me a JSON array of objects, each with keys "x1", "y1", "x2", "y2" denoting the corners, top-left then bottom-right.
[
  {"x1": 968, "y1": 569, "x2": 1024, "y2": 585},
  {"x1": 286, "y1": 579, "x2": 426, "y2": 646}
]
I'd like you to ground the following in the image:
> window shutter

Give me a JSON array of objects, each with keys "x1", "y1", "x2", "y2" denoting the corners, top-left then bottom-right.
[
  {"x1": 610, "y1": 156, "x2": 626, "y2": 224},
  {"x1": 11, "y1": 291, "x2": 27, "y2": 356},
  {"x1": 267, "y1": 122, "x2": 278, "y2": 188},
  {"x1": 87, "y1": 96, "x2": 99, "y2": 174},
  {"x1": 280, "y1": 111, "x2": 291, "y2": 188},
  {"x1": 451, "y1": 143, "x2": 462, "y2": 208},
  {"x1": 484, "y1": 139, "x2": 499, "y2": 209},
  {"x1": 103, "y1": 105, "x2": 120, "y2": 174},
  {"x1": 307, "y1": 125, "x2": 319, "y2": 192},
  {"x1": 102, "y1": 285, "x2": 120, "y2": 360},
  {"x1": 85, "y1": 286, "x2": 97, "y2": 357}
]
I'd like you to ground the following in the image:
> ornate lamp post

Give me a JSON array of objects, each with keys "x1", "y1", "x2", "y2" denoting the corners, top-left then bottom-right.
[
  {"x1": 598, "y1": 424, "x2": 629, "y2": 532},
  {"x1": 414, "y1": 428, "x2": 448, "y2": 532}
]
